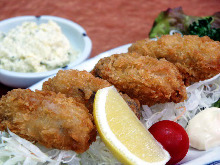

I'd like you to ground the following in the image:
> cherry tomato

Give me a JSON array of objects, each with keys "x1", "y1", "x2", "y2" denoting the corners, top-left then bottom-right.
[{"x1": 148, "y1": 120, "x2": 189, "y2": 165}]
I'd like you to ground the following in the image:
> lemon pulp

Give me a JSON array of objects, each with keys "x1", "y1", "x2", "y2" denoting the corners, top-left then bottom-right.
[{"x1": 94, "y1": 86, "x2": 170, "y2": 164}]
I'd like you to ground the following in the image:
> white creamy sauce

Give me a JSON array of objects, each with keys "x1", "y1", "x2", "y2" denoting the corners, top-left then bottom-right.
[
  {"x1": 186, "y1": 107, "x2": 220, "y2": 150},
  {"x1": 0, "y1": 21, "x2": 78, "y2": 72}
]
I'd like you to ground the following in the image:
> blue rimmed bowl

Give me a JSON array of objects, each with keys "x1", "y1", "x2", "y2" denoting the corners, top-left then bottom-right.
[{"x1": 0, "y1": 15, "x2": 92, "y2": 88}]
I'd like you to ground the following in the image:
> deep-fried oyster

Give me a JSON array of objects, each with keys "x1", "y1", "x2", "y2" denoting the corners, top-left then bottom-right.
[
  {"x1": 0, "y1": 89, "x2": 96, "y2": 153},
  {"x1": 129, "y1": 34, "x2": 220, "y2": 85},
  {"x1": 92, "y1": 53, "x2": 187, "y2": 106}
]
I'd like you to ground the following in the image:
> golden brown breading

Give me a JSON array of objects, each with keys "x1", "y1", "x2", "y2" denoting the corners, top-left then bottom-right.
[
  {"x1": 92, "y1": 53, "x2": 187, "y2": 106},
  {"x1": 128, "y1": 34, "x2": 220, "y2": 85},
  {"x1": 0, "y1": 89, "x2": 96, "y2": 153},
  {"x1": 43, "y1": 70, "x2": 111, "y2": 112},
  {"x1": 42, "y1": 69, "x2": 141, "y2": 117}
]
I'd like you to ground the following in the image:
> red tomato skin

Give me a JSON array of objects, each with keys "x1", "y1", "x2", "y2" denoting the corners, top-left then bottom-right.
[{"x1": 148, "y1": 120, "x2": 189, "y2": 165}]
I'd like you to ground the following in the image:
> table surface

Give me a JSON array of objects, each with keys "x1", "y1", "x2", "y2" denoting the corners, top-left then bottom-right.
[{"x1": 0, "y1": 0, "x2": 219, "y2": 97}]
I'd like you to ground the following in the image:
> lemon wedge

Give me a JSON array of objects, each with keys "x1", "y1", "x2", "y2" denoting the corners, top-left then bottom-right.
[{"x1": 93, "y1": 86, "x2": 170, "y2": 165}]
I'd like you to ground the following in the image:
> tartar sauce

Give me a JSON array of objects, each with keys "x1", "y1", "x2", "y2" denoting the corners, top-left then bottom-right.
[
  {"x1": 0, "y1": 21, "x2": 78, "y2": 72},
  {"x1": 186, "y1": 107, "x2": 220, "y2": 150}
]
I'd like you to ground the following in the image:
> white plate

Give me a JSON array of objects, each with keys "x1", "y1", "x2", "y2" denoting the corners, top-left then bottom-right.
[{"x1": 29, "y1": 44, "x2": 220, "y2": 165}]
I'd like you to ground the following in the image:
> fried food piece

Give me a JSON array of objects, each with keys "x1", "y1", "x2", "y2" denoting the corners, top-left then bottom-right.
[
  {"x1": 42, "y1": 69, "x2": 141, "y2": 117},
  {"x1": 43, "y1": 70, "x2": 111, "y2": 112},
  {"x1": 92, "y1": 53, "x2": 187, "y2": 106},
  {"x1": 0, "y1": 89, "x2": 96, "y2": 153},
  {"x1": 128, "y1": 34, "x2": 220, "y2": 85}
]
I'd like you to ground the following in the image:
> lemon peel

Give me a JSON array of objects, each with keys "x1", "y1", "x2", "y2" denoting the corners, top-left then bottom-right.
[{"x1": 94, "y1": 86, "x2": 170, "y2": 165}]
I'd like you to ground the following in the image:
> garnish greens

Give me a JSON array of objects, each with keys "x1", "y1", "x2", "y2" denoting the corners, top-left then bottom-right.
[
  {"x1": 188, "y1": 17, "x2": 220, "y2": 41},
  {"x1": 149, "y1": 7, "x2": 220, "y2": 41},
  {"x1": 213, "y1": 99, "x2": 220, "y2": 108}
]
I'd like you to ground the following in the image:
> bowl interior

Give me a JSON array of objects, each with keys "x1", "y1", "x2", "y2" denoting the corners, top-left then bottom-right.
[{"x1": 0, "y1": 15, "x2": 91, "y2": 66}]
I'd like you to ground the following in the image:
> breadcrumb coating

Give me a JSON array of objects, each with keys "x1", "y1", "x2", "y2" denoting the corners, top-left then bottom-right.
[
  {"x1": 92, "y1": 53, "x2": 187, "y2": 106},
  {"x1": 129, "y1": 34, "x2": 220, "y2": 85},
  {"x1": 0, "y1": 89, "x2": 96, "y2": 153}
]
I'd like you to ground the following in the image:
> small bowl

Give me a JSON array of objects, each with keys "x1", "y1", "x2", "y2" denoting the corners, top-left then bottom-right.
[{"x1": 0, "y1": 15, "x2": 92, "y2": 88}]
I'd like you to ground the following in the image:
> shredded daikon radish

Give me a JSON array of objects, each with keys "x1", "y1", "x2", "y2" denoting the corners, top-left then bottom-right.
[
  {"x1": 142, "y1": 74, "x2": 220, "y2": 129},
  {"x1": 80, "y1": 136, "x2": 120, "y2": 165},
  {"x1": 0, "y1": 130, "x2": 81, "y2": 165},
  {"x1": 0, "y1": 131, "x2": 119, "y2": 165}
]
